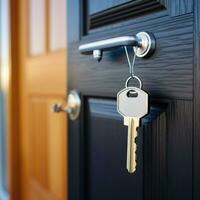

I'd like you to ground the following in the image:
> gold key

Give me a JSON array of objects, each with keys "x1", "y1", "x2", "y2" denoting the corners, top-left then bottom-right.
[
  {"x1": 117, "y1": 87, "x2": 148, "y2": 173},
  {"x1": 124, "y1": 117, "x2": 139, "y2": 172}
]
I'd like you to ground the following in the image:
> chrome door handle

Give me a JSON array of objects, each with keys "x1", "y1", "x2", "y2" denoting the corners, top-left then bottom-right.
[
  {"x1": 79, "y1": 32, "x2": 156, "y2": 61},
  {"x1": 51, "y1": 90, "x2": 81, "y2": 120}
]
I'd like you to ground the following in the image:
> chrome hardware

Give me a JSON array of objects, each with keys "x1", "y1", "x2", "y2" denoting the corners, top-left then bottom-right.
[
  {"x1": 134, "y1": 32, "x2": 155, "y2": 57},
  {"x1": 79, "y1": 32, "x2": 156, "y2": 61},
  {"x1": 93, "y1": 50, "x2": 103, "y2": 62},
  {"x1": 51, "y1": 90, "x2": 81, "y2": 120}
]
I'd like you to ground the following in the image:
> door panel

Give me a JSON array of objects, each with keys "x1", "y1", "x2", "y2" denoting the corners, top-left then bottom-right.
[
  {"x1": 86, "y1": 98, "x2": 143, "y2": 200},
  {"x1": 89, "y1": 0, "x2": 131, "y2": 15},
  {"x1": 29, "y1": 0, "x2": 46, "y2": 55},
  {"x1": 28, "y1": 97, "x2": 66, "y2": 200},
  {"x1": 194, "y1": 0, "x2": 200, "y2": 199},
  {"x1": 88, "y1": 1, "x2": 193, "y2": 31},
  {"x1": 67, "y1": 0, "x2": 196, "y2": 200},
  {"x1": 49, "y1": 0, "x2": 66, "y2": 50}
]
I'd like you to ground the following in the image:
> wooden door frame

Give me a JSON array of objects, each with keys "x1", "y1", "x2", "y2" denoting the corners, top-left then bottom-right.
[
  {"x1": 8, "y1": 0, "x2": 22, "y2": 199},
  {"x1": 0, "y1": 0, "x2": 21, "y2": 199},
  {"x1": 0, "y1": 0, "x2": 20, "y2": 199}
]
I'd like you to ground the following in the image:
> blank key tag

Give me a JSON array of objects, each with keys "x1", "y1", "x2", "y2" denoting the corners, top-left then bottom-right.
[{"x1": 117, "y1": 86, "x2": 148, "y2": 173}]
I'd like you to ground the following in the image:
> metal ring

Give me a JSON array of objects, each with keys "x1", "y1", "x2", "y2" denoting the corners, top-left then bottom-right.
[{"x1": 125, "y1": 76, "x2": 142, "y2": 89}]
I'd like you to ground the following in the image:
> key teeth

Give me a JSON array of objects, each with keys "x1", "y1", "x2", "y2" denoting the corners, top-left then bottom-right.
[
  {"x1": 135, "y1": 135, "x2": 138, "y2": 143},
  {"x1": 126, "y1": 142, "x2": 138, "y2": 173}
]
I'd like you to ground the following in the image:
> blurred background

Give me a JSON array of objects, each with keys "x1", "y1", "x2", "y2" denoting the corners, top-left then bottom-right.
[{"x1": 0, "y1": 0, "x2": 68, "y2": 199}]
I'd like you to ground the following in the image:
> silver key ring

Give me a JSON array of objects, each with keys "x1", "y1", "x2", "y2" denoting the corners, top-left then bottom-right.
[{"x1": 125, "y1": 75, "x2": 142, "y2": 89}]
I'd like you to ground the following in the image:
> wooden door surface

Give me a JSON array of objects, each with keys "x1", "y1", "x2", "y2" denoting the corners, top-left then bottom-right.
[
  {"x1": 67, "y1": 0, "x2": 200, "y2": 200},
  {"x1": 17, "y1": 0, "x2": 67, "y2": 199}
]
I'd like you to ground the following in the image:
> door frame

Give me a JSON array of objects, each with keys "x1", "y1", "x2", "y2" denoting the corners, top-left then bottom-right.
[
  {"x1": 194, "y1": 0, "x2": 200, "y2": 199},
  {"x1": 8, "y1": 0, "x2": 21, "y2": 199}
]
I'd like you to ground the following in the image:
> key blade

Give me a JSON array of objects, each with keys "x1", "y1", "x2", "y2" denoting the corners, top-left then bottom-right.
[
  {"x1": 126, "y1": 118, "x2": 137, "y2": 173},
  {"x1": 126, "y1": 117, "x2": 140, "y2": 173}
]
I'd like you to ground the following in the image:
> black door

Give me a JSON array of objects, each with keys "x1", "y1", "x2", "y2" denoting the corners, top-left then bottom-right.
[{"x1": 67, "y1": 1, "x2": 200, "y2": 200}]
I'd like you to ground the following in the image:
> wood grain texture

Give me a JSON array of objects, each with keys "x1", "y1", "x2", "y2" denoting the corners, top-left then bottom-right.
[
  {"x1": 69, "y1": 13, "x2": 193, "y2": 99},
  {"x1": 193, "y1": 0, "x2": 200, "y2": 199},
  {"x1": 143, "y1": 105, "x2": 167, "y2": 200},
  {"x1": 167, "y1": 101, "x2": 192, "y2": 200},
  {"x1": 170, "y1": 0, "x2": 193, "y2": 16},
  {"x1": 143, "y1": 100, "x2": 192, "y2": 200},
  {"x1": 144, "y1": 100, "x2": 193, "y2": 200},
  {"x1": 68, "y1": 109, "x2": 82, "y2": 200}
]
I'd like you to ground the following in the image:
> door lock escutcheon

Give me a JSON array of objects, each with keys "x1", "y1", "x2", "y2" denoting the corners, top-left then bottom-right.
[
  {"x1": 51, "y1": 90, "x2": 81, "y2": 120},
  {"x1": 79, "y1": 32, "x2": 156, "y2": 61}
]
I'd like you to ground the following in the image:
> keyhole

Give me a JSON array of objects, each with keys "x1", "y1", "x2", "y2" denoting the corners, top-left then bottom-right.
[{"x1": 127, "y1": 90, "x2": 138, "y2": 97}]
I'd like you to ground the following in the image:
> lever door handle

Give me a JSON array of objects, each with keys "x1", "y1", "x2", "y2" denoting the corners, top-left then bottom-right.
[
  {"x1": 79, "y1": 32, "x2": 156, "y2": 61},
  {"x1": 79, "y1": 36, "x2": 140, "y2": 53},
  {"x1": 51, "y1": 90, "x2": 81, "y2": 120}
]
